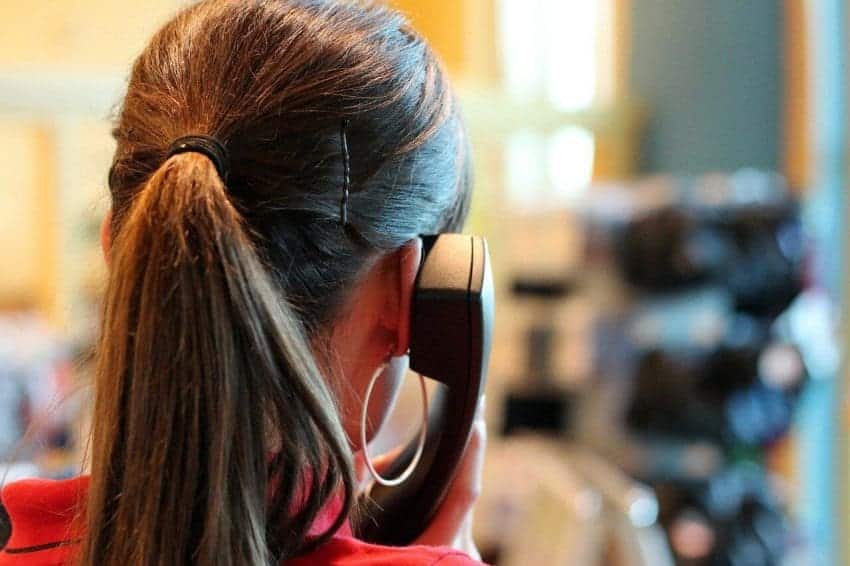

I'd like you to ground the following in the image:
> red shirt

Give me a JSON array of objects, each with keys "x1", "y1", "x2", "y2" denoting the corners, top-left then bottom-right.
[{"x1": 0, "y1": 476, "x2": 482, "y2": 566}]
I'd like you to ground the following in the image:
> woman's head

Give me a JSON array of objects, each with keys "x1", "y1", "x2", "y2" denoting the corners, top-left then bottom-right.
[
  {"x1": 109, "y1": 0, "x2": 470, "y2": 329},
  {"x1": 85, "y1": 1, "x2": 471, "y2": 564}
]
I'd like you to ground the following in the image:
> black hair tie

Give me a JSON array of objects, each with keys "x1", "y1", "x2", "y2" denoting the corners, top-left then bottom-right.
[{"x1": 167, "y1": 135, "x2": 230, "y2": 181}]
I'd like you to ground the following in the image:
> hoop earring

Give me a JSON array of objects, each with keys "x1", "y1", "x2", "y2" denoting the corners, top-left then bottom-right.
[{"x1": 360, "y1": 359, "x2": 429, "y2": 487}]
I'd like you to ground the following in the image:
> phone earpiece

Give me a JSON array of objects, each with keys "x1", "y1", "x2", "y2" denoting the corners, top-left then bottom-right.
[{"x1": 356, "y1": 234, "x2": 494, "y2": 546}]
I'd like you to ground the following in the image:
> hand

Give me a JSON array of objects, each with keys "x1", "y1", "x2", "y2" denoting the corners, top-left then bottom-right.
[{"x1": 356, "y1": 396, "x2": 487, "y2": 560}]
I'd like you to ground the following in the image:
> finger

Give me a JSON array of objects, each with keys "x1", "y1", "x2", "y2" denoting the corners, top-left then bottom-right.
[
  {"x1": 367, "y1": 395, "x2": 484, "y2": 482},
  {"x1": 355, "y1": 443, "x2": 408, "y2": 495},
  {"x1": 453, "y1": 514, "x2": 482, "y2": 561},
  {"x1": 441, "y1": 397, "x2": 487, "y2": 512},
  {"x1": 369, "y1": 444, "x2": 406, "y2": 475},
  {"x1": 448, "y1": 415, "x2": 486, "y2": 511},
  {"x1": 415, "y1": 413, "x2": 487, "y2": 547}
]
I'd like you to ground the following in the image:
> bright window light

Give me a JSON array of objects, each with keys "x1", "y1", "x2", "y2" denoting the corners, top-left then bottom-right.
[
  {"x1": 499, "y1": 0, "x2": 545, "y2": 101},
  {"x1": 505, "y1": 127, "x2": 595, "y2": 209},
  {"x1": 499, "y1": 0, "x2": 599, "y2": 207},
  {"x1": 504, "y1": 130, "x2": 547, "y2": 209},
  {"x1": 499, "y1": 0, "x2": 598, "y2": 111},
  {"x1": 547, "y1": 127, "x2": 596, "y2": 203},
  {"x1": 544, "y1": 2, "x2": 598, "y2": 111}
]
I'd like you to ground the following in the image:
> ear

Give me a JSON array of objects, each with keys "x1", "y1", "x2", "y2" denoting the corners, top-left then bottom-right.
[
  {"x1": 100, "y1": 209, "x2": 112, "y2": 266},
  {"x1": 384, "y1": 239, "x2": 422, "y2": 357}
]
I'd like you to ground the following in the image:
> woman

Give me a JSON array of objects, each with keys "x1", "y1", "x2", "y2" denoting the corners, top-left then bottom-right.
[{"x1": 0, "y1": 0, "x2": 486, "y2": 564}]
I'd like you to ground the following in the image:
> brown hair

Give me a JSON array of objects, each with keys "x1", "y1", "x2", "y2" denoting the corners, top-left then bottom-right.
[{"x1": 82, "y1": 0, "x2": 470, "y2": 564}]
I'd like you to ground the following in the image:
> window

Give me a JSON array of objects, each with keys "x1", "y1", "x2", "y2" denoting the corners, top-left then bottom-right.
[
  {"x1": 494, "y1": 0, "x2": 625, "y2": 210},
  {"x1": 500, "y1": 0, "x2": 599, "y2": 111}
]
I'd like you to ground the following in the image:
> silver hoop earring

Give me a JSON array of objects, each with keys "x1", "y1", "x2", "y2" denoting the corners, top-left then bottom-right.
[{"x1": 360, "y1": 359, "x2": 428, "y2": 487}]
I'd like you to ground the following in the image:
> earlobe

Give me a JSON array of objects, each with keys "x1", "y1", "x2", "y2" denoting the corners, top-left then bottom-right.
[{"x1": 392, "y1": 239, "x2": 423, "y2": 357}]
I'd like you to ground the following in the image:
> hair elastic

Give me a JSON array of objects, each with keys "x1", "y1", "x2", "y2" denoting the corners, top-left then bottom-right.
[{"x1": 167, "y1": 135, "x2": 230, "y2": 181}]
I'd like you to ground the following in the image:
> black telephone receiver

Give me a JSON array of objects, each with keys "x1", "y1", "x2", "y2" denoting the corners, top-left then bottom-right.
[{"x1": 356, "y1": 233, "x2": 494, "y2": 546}]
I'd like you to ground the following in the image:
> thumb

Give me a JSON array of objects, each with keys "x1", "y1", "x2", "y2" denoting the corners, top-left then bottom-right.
[
  {"x1": 355, "y1": 444, "x2": 406, "y2": 494},
  {"x1": 370, "y1": 444, "x2": 406, "y2": 475}
]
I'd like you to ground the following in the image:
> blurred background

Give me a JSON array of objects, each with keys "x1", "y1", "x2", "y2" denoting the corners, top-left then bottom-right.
[{"x1": 0, "y1": 1, "x2": 848, "y2": 565}]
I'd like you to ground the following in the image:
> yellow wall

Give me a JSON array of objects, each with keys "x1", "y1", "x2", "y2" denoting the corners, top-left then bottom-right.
[
  {"x1": 0, "y1": 1, "x2": 181, "y2": 323},
  {"x1": 0, "y1": 0, "x2": 179, "y2": 70},
  {"x1": 0, "y1": 120, "x2": 46, "y2": 308},
  {"x1": 388, "y1": 0, "x2": 498, "y2": 82}
]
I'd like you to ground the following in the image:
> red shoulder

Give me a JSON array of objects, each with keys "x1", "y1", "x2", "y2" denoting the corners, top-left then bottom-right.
[
  {"x1": 0, "y1": 476, "x2": 87, "y2": 566},
  {"x1": 288, "y1": 535, "x2": 486, "y2": 566},
  {"x1": 429, "y1": 551, "x2": 485, "y2": 566},
  {"x1": 0, "y1": 477, "x2": 488, "y2": 566}
]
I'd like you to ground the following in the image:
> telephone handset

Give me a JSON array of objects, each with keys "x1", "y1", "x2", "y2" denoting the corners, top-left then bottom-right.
[{"x1": 356, "y1": 233, "x2": 494, "y2": 546}]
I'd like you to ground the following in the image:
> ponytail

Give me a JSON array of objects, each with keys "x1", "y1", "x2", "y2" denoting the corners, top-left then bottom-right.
[{"x1": 81, "y1": 153, "x2": 354, "y2": 565}]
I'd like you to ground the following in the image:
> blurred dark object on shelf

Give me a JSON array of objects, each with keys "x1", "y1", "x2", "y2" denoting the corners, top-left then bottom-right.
[
  {"x1": 511, "y1": 277, "x2": 578, "y2": 300},
  {"x1": 501, "y1": 275, "x2": 579, "y2": 437},
  {"x1": 503, "y1": 386, "x2": 575, "y2": 436},
  {"x1": 616, "y1": 201, "x2": 804, "y2": 319},
  {"x1": 627, "y1": 338, "x2": 807, "y2": 449},
  {"x1": 579, "y1": 172, "x2": 809, "y2": 451},
  {"x1": 655, "y1": 464, "x2": 790, "y2": 566}
]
